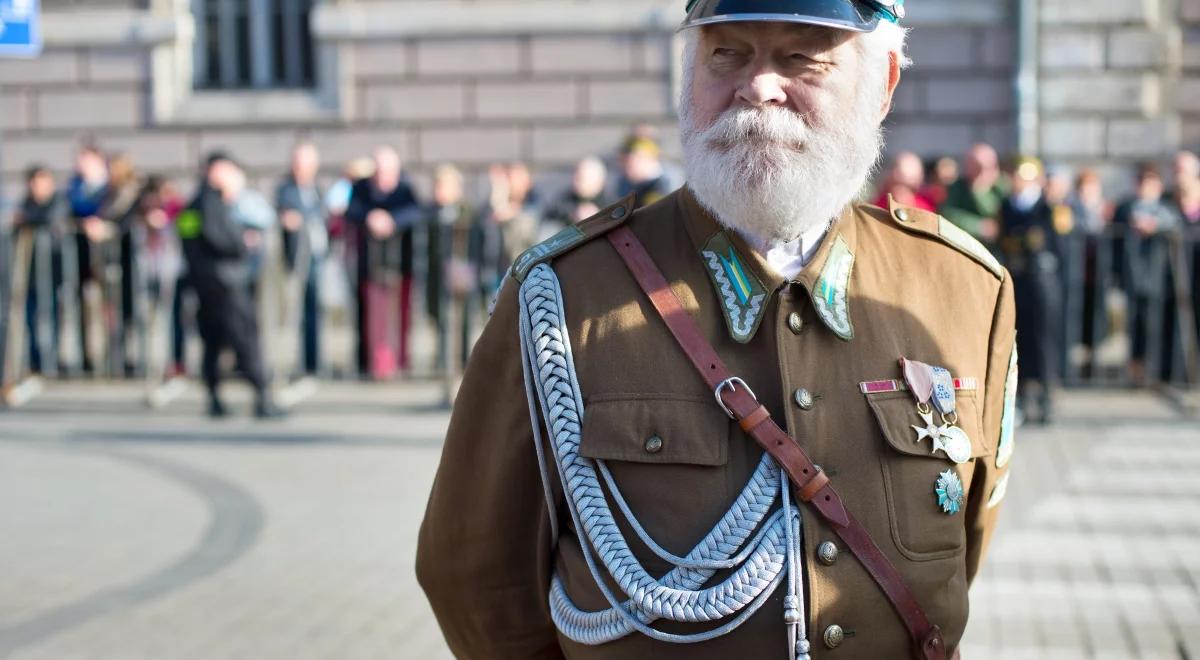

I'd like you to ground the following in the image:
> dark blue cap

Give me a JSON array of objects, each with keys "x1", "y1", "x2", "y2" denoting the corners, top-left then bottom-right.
[{"x1": 681, "y1": 0, "x2": 904, "y2": 33}]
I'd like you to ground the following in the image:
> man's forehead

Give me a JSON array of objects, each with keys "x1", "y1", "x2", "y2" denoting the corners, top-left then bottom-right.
[{"x1": 700, "y1": 21, "x2": 850, "y2": 48}]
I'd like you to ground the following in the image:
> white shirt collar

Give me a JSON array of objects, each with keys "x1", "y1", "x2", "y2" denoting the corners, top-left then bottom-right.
[{"x1": 738, "y1": 223, "x2": 831, "y2": 281}]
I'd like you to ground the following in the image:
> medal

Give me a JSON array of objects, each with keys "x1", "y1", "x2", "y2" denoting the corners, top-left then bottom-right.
[
  {"x1": 937, "y1": 425, "x2": 972, "y2": 464},
  {"x1": 929, "y1": 366, "x2": 972, "y2": 464},
  {"x1": 900, "y1": 358, "x2": 941, "y2": 446},
  {"x1": 935, "y1": 469, "x2": 964, "y2": 515},
  {"x1": 911, "y1": 410, "x2": 945, "y2": 445},
  {"x1": 901, "y1": 359, "x2": 973, "y2": 464}
]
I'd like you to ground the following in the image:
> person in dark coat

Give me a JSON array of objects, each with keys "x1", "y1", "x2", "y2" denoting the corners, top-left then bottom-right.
[
  {"x1": 344, "y1": 146, "x2": 421, "y2": 378},
  {"x1": 178, "y1": 152, "x2": 282, "y2": 418},
  {"x1": 13, "y1": 166, "x2": 69, "y2": 374},
  {"x1": 1000, "y1": 157, "x2": 1065, "y2": 424},
  {"x1": 1112, "y1": 163, "x2": 1181, "y2": 384},
  {"x1": 66, "y1": 144, "x2": 111, "y2": 372},
  {"x1": 423, "y1": 165, "x2": 486, "y2": 402},
  {"x1": 541, "y1": 156, "x2": 609, "y2": 237}
]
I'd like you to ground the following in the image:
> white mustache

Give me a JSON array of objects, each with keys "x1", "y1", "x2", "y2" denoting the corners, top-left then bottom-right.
[{"x1": 701, "y1": 106, "x2": 812, "y2": 154}]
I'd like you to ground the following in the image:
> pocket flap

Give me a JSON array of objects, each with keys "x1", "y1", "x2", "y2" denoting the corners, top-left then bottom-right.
[
  {"x1": 866, "y1": 391, "x2": 992, "y2": 459},
  {"x1": 580, "y1": 396, "x2": 730, "y2": 466}
]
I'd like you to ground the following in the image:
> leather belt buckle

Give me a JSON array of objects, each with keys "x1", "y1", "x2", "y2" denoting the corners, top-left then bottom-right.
[{"x1": 714, "y1": 376, "x2": 756, "y2": 420}]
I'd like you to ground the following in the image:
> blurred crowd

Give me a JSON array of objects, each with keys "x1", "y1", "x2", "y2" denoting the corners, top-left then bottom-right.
[
  {"x1": 878, "y1": 145, "x2": 1200, "y2": 423},
  {"x1": 0, "y1": 126, "x2": 681, "y2": 410},
  {"x1": 3, "y1": 132, "x2": 1199, "y2": 418}
]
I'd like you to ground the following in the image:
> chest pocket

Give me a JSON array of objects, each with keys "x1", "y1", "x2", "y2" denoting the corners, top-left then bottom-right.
[
  {"x1": 866, "y1": 390, "x2": 991, "y2": 560},
  {"x1": 579, "y1": 396, "x2": 731, "y2": 466},
  {"x1": 578, "y1": 396, "x2": 733, "y2": 545}
]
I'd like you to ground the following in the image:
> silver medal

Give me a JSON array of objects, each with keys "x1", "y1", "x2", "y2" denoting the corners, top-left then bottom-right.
[
  {"x1": 937, "y1": 425, "x2": 972, "y2": 464},
  {"x1": 911, "y1": 410, "x2": 945, "y2": 445}
]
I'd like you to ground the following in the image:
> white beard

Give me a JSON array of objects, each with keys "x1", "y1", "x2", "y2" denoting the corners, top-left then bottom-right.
[{"x1": 680, "y1": 69, "x2": 888, "y2": 244}]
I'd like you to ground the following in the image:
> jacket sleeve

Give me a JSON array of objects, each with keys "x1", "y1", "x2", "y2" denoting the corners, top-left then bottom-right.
[
  {"x1": 416, "y1": 279, "x2": 564, "y2": 660},
  {"x1": 964, "y1": 271, "x2": 1016, "y2": 585}
]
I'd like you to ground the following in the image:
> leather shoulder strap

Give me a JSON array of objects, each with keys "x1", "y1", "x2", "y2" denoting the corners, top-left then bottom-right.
[{"x1": 606, "y1": 224, "x2": 950, "y2": 660}]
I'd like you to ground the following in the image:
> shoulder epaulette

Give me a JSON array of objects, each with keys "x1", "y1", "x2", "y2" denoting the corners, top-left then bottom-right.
[
  {"x1": 512, "y1": 194, "x2": 636, "y2": 283},
  {"x1": 885, "y1": 195, "x2": 1005, "y2": 281}
]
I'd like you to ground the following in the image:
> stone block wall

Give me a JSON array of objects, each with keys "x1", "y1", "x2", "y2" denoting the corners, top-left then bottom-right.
[
  {"x1": 14, "y1": 0, "x2": 1194, "y2": 204},
  {"x1": 1039, "y1": 0, "x2": 1188, "y2": 189},
  {"x1": 1184, "y1": 0, "x2": 1200, "y2": 149}
]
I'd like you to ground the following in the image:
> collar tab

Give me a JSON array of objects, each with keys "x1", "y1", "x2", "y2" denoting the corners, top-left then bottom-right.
[
  {"x1": 810, "y1": 234, "x2": 856, "y2": 341},
  {"x1": 699, "y1": 232, "x2": 770, "y2": 344}
]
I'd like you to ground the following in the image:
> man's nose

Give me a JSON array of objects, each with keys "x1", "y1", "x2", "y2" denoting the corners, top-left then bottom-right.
[{"x1": 736, "y1": 72, "x2": 788, "y2": 108}]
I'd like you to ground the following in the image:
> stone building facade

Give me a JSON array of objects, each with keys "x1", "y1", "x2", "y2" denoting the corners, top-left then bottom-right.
[{"x1": 0, "y1": 0, "x2": 1195, "y2": 201}]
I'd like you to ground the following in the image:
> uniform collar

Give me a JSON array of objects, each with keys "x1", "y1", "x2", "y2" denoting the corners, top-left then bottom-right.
[{"x1": 679, "y1": 187, "x2": 859, "y2": 343}]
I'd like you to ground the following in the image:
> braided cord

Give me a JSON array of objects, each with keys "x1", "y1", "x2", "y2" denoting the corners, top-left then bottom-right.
[{"x1": 518, "y1": 264, "x2": 809, "y2": 654}]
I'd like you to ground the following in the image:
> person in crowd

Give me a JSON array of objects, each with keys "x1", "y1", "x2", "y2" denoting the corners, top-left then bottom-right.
[
  {"x1": 482, "y1": 161, "x2": 542, "y2": 279},
  {"x1": 325, "y1": 157, "x2": 375, "y2": 236},
  {"x1": 999, "y1": 157, "x2": 1064, "y2": 424},
  {"x1": 873, "y1": 150, "x2": 935, "y2": 211},
  {"x1": 423, "y1": 164, "x2": 485, "y2": 403},
  {"x1": 614, "y1": 134, "x2": 674, "y2": 208},
  {"x1": 921, "y1": 155, "x2": 958, "y2": 208},
  {"x1": 345, "y1": 145, "x2": 421, "y2": 378},
  {"x1": 276, "y1": 142, "x2": 329, "y2": 377},
  {"x1": 542, "y1": 156, "x2": 609, "y2": 235},
  {"x1": 1068, "y1": 168, "x2": 1113, "y2": 372},
  {"x1": 178, "y1": 152, "x2": 282, "y2": 418},
  {"x1": 1113, "y1": 163, "x2": 1181, "y2": 384},
  {"x1": 1168, "y1": 150, "x2": 1200, "y2": 225},
  {"x1": 66, "y1": 143, "x2": 111, "y2": 372},
  {"x1": 1069, "y1": 168, "x2": 1110, "y2": 235},
  {"x1": 13, "y1": 166, "x2": 69, "y2": 375},
  {"x1": 941, "y1": 143, "x2": 1007, "y2": 249},
  {"x1": 97, "y1": 154, "x2": 143, "y2": 375},
  {"x1": 131, "y1": 176, "x2": 186, "y2": 380},
  {"x1": 223, "y1": 171, "x2": 275, "y2": 298}
]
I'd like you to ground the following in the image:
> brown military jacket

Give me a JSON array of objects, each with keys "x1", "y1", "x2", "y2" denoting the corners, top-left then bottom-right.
[{"x1": 417, "y1": 187, "x2": 1017, "y2": 659}]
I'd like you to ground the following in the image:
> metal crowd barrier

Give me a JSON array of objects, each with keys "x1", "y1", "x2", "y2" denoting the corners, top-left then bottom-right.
[{"x1": 1057, "y1": 225, "x2": 1199, "y2": 389}]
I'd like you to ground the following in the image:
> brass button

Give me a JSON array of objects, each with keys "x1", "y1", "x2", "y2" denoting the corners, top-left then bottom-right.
[
  {"x1": 817, "y1": 541, "x2": 839, "y2": 566},
  {"x1": 895, "y1": 208, "x2": 909, "y2": 222},
  {"x1": 824, "y1": 624, "x2": 845, "y2": 649},
  {"x1": 644, "y1": 435, "x2": 663, "y2": 454},
  {"x1": 787, "y1": 312, "x2": 804, "y2": 335},
  {"x1": 611, "y1": 206, "x2": 628, "y2": 220},
  {"x1": 794, "y1": 388, "x2": 814, "y2": 411}
]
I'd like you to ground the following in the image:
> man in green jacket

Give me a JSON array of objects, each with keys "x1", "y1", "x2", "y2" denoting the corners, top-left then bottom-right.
[{"x1": 940, "y1": 143, "x2": 1007, "y2": 250}]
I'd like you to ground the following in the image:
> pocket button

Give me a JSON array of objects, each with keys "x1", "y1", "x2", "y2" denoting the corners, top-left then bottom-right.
[{"x1": 644, "y1": 435, "x2": 664, "y2": 454}]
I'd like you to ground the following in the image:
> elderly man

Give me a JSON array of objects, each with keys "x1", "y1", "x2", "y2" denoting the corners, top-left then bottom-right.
[{"x1": 418, "y1": 2, "x2": 1016, "y2": 659}]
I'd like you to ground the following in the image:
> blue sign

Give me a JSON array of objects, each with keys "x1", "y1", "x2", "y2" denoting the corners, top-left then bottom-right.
[{"x1": 0, "y1": 0, "x2": 41, "y2": 58}]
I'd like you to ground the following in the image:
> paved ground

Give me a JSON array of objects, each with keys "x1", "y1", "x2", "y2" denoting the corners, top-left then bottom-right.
[{"x1": 1, "y1": 381, "x2": 1198, "y2": 659}]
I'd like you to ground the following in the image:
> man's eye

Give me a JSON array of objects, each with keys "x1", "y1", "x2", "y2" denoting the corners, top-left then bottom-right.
[{"x1": 712, "y1": 48, "x2": 740, "y2": 58}]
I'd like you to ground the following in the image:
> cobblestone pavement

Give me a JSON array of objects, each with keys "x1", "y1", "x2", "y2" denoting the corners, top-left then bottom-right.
[{"x1": 1, "y1": 382, "x2": 1197, "y2": 659}]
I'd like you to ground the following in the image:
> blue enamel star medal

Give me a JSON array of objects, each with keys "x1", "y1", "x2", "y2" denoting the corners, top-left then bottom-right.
[{"x1": 935, "y1": 470, "x2": 964, "y2": 515}]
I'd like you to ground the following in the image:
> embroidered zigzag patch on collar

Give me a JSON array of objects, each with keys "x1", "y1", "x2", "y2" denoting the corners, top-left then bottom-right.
[
  {"x1": 811, "y1": 234, "x2": 855, "y2": 341},
  {"x1": 699, "y1": 233, "x2": 768, "y2": 344}
]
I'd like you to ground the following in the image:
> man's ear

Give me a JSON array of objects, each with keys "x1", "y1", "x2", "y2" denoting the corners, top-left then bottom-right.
[{"x1": 881, "y1": 50, "x2": 902, "y2": 120}]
